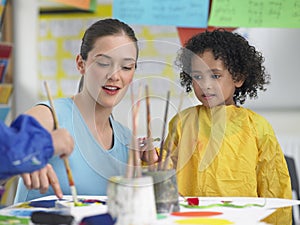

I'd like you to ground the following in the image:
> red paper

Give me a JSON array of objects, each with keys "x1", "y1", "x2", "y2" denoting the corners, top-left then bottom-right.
[{"x1": 177, "y1": 26, "x2": 237, "y2": 46}]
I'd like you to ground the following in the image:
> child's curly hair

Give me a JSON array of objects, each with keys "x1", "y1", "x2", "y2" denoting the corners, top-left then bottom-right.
[{"x1": 175, "y1": 29, "x2": 270, "y2": 105}]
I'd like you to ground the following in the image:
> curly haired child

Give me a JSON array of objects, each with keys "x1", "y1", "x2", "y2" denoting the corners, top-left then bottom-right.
[{"x1": 163, "y1": 29, "x2": 292, "y2": 225}]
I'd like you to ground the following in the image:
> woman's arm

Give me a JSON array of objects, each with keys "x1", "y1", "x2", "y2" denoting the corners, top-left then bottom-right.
[
  {"x1": 19, "y1": 105, "x2": 73, "y2": 199},
  {"x1": 25, "y1": 104, "x2": 56, "y2": 132}
]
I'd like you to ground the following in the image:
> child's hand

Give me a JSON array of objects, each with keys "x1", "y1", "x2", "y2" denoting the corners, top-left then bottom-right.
[
  {"x1": 51, "y1": 128, "x2": 74, "y2": 159},
  {"x1": 21, "y1": 164, "x2": 63, "y2": 199}
]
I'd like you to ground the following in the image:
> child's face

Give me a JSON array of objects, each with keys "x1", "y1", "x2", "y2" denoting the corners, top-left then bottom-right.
[
  {"x1": 191, "y1": 50, "x2": 243, "y2": 107},
  {"x1": 77, "y1": 35, "x2": 137, "y2": 108}
]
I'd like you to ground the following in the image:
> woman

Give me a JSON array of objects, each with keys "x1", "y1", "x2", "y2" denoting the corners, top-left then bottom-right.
[{"x1": 14, "y1": 18, "x2": 157, "y2": 203}]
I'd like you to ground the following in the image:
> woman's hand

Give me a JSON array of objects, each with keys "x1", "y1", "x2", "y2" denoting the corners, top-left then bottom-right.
[
  {"x1": 20, "y1": 164, "x2": 63, "y2": 199},
  {"x1": 138, "y1": 137, "x2": 159, "y2": 164}
]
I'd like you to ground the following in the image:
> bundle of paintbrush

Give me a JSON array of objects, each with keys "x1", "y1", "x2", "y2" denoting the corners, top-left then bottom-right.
[{"x1": 124, "y1": 82, "x2": 184, "y2": 174}]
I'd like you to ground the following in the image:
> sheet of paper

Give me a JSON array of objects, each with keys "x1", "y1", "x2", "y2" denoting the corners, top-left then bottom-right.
[
  {"x1": 2, "y1": 196, "x2": 298, "y2": 225},
  {"x1": 208, "y1": 0, "x2": 300, "y2": 28},
  {"x1": 113, "y1": 0, "x2": 210, "y2": 27},
  {"x1": 50, "y1": 0, "x2": 93, "y2": 10}
]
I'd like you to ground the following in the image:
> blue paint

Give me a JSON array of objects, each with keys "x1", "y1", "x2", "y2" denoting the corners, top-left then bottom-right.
[
  {"x1": 29, "y1": 199, "x2": 66, "y2": 208},
  {"x1": 10, "y1": 209, "x2": 36, "y2": 217}
]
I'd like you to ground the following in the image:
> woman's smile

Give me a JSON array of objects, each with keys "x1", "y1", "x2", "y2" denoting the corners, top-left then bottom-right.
[{"x1": 102, "y1": 85, "x2": 120, "y2": 95}]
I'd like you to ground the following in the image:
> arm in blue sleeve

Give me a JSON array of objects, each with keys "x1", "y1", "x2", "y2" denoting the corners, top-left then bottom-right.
[{"x1": 0, "y1": 115, "x2": 54, "y2": 180}]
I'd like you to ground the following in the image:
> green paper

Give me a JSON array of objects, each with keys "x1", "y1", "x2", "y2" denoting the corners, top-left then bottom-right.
[
  {"x1": 88, "y1": 0, "x2": 96, "y2": 12},
  {"x1": 208, "y1": 0, "x2": 300, "y2": 28}
]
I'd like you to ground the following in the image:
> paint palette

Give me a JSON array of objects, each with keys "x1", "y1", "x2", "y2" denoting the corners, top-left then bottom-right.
[
  {"x1": 53, "y1": 196, "x2": 108, "y2": 222},
  {"x1": 1, "y1": 196, "x2": 108, "y2": 224},
  {"x1": 56, "y1": 198, "x2": 107, "y2": 208}
]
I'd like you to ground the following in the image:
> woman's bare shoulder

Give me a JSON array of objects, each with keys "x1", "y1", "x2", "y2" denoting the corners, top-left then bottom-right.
[{"x1": 25, "y1": 104, "x2": 54, "y2": 131}]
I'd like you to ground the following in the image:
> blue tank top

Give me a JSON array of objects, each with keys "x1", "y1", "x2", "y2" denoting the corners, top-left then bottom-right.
[{"x1": 14, "y1": 98, "x2": 131, "y2": 203}]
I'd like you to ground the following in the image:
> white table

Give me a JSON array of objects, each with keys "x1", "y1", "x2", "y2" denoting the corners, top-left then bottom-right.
[{"x1": 0, "y1": 195, "x2": 299, "y2": 225}]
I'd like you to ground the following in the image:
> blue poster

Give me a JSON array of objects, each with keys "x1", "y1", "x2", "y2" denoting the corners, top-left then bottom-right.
[{"x1": 113, "y1": 0, "x2": 210, "y2": 28}]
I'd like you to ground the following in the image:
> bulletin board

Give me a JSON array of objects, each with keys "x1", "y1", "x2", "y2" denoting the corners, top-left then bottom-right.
[
  {"x1": 37, "y1": 4, "x2": 182, "y2": 100},
  {"x1": 37, "y1": 0, "x2": 300, "y2": 109},
  {"x1": 37, "y1": 4, "x2": 111, "y2": 99}
]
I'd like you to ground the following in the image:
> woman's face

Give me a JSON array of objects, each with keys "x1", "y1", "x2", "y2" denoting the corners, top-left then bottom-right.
[
  {"x1": 78, "y1": 35, "x2": 137, "y2": 108},
  {"x1": 191, "y1": 50, "x2": 243, "y2": 107}
]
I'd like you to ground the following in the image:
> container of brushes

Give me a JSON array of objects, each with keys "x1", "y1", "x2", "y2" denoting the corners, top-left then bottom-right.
[
  {"x1": 143, "y1": 169, "x2": 180, "y2": 214},
  {"x1": 107, "y1": 176, "x2": 156, "y2": 225}
]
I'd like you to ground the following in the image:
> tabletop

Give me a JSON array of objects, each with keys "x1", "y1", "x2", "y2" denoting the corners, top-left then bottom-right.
[{"x1": 0, "y1": 195, "x2": 299, "y2": 225}]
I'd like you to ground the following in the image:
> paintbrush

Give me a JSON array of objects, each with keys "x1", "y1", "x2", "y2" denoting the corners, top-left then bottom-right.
[
  {"x1": 126, "y1": 84, "x2": 142, "y2": 178},
  {"x1": 43, "y1": 81, "x2": 78, "y2": 205},
  {"x1": 157, "y1": 91, "x2": 170, "y2": 171},
  {"x1": 145, "y1": 85, "x2": 155, "y2": 171},
  {"x1": 126, "y1": 85, "x2": 135, "y2": 178},
  {"x1": 163, "y1": 91, "x2": 184, "y2": 170},
  {"x1": 133, "y1": 84, "x2": 143, "y2": 177}
]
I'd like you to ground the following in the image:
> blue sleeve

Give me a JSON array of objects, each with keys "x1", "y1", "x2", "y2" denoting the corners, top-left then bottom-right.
[{"x1": 0, "y1": 115, "x2": 54, "y2": 180}]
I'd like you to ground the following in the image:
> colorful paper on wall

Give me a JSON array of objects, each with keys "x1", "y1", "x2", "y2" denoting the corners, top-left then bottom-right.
[
  {"x1": 208, "y1": 0, "x2": 300, "y2": 28},
  {"x1": 50, "y1": 0, "x2": 96, "y2": 11},
  {"x1": 88, "y1": 0, "x2": 96, "y2": 12},
  {"x1": 113, "y1": 0, "x2": 210, "y2": 28},
  {"x1": 177, "y1": 27, "x2": 236, "y2": 46}
]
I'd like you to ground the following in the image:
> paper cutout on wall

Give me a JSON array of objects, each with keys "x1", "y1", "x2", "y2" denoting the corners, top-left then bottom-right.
[
  {"x1": 177, "y1": 27, "x2": 236, "y2": 46},
  {"x1": 113, "y1": 0, "x2": 210, "y2": 28},
  {"x1": 50, "y1": 0, "x2": 96, "y2": 11},
  {"x1": 208, "y1": 0, "x2": 300, "y2": 28}
]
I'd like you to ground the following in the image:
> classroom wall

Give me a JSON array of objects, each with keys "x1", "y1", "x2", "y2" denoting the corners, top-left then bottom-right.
[
  {"x1": 12, "y1": 0, "x2": 300, "y2": 140},
  {"x1": 12, "y1": 0, "x2": 39, "y2": 117},
  {"x1": 5, "y1": 0, "x2": 299, "y2": 207}
]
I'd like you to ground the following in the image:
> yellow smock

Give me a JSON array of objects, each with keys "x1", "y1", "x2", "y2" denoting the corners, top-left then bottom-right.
[{"x1": 164, "y1": 105, "x2": 292, "y2": 225}]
